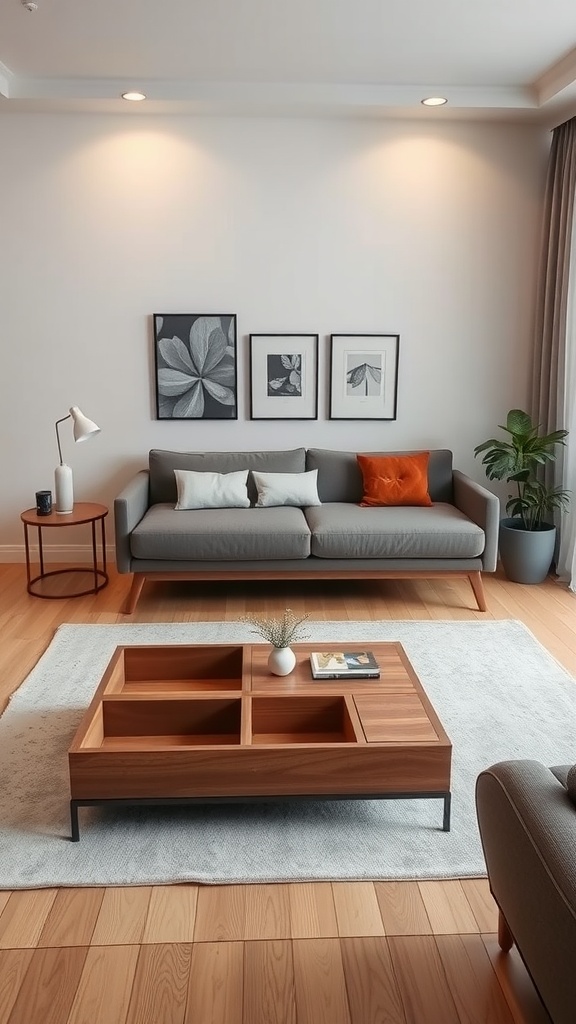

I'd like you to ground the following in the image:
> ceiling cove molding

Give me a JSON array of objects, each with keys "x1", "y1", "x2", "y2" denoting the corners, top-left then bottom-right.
[
  {"x1": 534, "y1": 45, "x2": 576, "y2": 105},
  {"x1": 3, "y1": 75, "x2": 536, "y2": 111}
]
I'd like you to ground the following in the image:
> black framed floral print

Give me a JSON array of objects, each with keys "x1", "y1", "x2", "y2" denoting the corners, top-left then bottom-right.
[
  {"x1": 249, "y1": 334, "x2": 318, "y2": 419},
  {"x1": 329, "y1": 333, "x2": 399, "y2": 420},
  {"x1": 154, "y1": 313, "x2": 238, "y2": 419}
]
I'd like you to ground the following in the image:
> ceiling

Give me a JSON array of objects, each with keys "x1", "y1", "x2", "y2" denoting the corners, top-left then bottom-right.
[{"x1": 1, "y1": 0, "x2": 576, "y2": 123}]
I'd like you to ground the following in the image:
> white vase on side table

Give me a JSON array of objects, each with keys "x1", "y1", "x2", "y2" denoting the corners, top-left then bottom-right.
[{"x1": 54, "y1": 463, "x2": 74, "y2": 513}]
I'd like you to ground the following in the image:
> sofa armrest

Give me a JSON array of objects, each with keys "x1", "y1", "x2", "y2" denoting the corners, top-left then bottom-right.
[
  {"x1": 114, "y1": 471, "x2": 150, "y2": 573},
  {"x1": 476, "y1": 760, "x2": 576, "y2": 1024},
  {"x1": 452, "y1": 470, "x2": 499, "y2": 571}
]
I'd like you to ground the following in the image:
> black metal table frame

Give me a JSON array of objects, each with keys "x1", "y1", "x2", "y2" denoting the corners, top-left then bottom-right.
[
  {"x1": 23, "y1": 514, "x2": 108, "y2": 598},
  {"x1": 69, "y1": 790, "x2": 451, "y2": 841}
]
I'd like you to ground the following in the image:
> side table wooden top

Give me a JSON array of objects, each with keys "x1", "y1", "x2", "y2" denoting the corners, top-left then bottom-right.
[{"x1": 21, "y1": 502, "x2": 109, "y2": 527}]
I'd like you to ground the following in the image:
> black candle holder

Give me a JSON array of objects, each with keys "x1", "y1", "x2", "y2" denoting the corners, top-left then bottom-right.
[{"x1": 35, "y1": 490, "x2": 53, "y2": 516}]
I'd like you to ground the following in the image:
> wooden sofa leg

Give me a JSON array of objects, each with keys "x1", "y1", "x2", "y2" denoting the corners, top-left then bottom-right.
[
  {"x1": 497, "y1": 908, "x2": 514, "y2": 952},
  {"x1": 123, "y1": 574, "x2": 145, "y2": 614},
  {"x1": 468, "y1": 571, "x2": 487, "y2": 612}
]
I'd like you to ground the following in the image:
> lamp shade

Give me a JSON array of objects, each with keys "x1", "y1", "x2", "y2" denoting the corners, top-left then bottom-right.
[{"x1": 69, "y1": 406, "x2": 101, "y2": 443}]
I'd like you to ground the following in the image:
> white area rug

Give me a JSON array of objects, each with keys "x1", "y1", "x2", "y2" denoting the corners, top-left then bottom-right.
[{"x1": 2, "y1": 620, "x2": 576, "y2": 889}]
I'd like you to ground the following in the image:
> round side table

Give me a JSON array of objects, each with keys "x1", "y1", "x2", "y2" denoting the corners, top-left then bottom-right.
[{"x1": 21, "y1": 502, "x2": 109, "y2": 598}]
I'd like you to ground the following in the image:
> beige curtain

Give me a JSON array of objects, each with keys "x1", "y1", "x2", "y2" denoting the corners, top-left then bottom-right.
[{"x1": 531, "y1": 117, "x2": 576, "y2": 588}]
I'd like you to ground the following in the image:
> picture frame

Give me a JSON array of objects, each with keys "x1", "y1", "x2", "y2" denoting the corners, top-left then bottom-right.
[
  {"x1": 329, "y1": 333, "x2": 399, "y2": 420},
  {"x1": 249, "y1": 334, "x2": 319, "y2": 420},
  {"x1": 153, "y1": 313, "x2": 238, "y2": 420}
]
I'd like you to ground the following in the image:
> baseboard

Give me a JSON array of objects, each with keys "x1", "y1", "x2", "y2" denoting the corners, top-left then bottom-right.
[{"x1": 1, "y1": 544, "x2": 115, "y2": 564}]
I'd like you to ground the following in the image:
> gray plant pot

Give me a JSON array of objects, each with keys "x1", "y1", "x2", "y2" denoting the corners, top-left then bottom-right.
[{"x1": 499, "y1": 518, "x2": 556, "y2": 584}]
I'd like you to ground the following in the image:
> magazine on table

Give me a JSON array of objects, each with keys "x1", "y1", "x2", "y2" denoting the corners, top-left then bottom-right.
[{"x1": 309, "y1": 650, "x2": 380, "y2": 679}]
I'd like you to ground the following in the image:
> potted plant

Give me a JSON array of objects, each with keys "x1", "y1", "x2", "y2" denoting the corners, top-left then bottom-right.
[
  {"x1": 474, "y1": 408, "x2": 570, "y2": 583},
  {"x1": 240, "y1": 608, "x2": 310, "y2": 675}
]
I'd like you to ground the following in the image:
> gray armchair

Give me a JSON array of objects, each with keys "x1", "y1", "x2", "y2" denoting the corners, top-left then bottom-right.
[{"x1": 476, "y1": 760, "x2": 576, "y2": 1024}]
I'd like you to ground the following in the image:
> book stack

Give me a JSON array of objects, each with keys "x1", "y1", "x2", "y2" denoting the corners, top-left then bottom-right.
[{"x1": 309, "y1": 651, "x2": 380, "y2": 680}]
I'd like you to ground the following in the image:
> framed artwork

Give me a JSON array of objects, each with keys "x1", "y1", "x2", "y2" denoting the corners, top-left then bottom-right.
[
  {"x1": 153, "y1": 313, "x2": 238, "y2": 419},
  {"x1": 329, "y1": 333, "x2": 399, "y2": 420},
  {"x1": 249, "y1": 334, "x2": 318, "y2": 419}
]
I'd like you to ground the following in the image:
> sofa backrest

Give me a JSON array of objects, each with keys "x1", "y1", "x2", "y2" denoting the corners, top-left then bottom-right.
[
  {"x1": 306, "y1": 448, "x2": 454, "y2": 503},
  {"x1": 149, "y1": 448, "x2": 307, "y2": 505}
]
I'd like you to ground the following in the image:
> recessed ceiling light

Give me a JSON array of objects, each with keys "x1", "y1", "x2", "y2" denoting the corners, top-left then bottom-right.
[
  {"x1": 122, "y1": 91, "x2": 146, "y2": 102},
  {"x1": 421, "y1": 96, "x2": 448, "y2": 106}
]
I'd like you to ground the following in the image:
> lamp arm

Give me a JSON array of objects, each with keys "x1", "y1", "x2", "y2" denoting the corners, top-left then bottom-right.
[{"x1": 55, "y1": 414, "x2": 71, "y2": 466}]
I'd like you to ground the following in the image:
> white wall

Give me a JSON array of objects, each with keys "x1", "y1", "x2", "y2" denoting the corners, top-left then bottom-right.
[{"x1": 0, "y1": 113, "x2": 549, "y2": 554}]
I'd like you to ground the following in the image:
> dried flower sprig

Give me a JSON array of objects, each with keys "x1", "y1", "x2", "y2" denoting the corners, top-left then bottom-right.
[{"x1": 240, "y1": 608, "x2": 310, "y2": 648}]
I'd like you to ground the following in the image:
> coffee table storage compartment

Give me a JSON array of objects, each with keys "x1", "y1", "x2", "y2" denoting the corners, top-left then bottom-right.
[
  {"x1": 250, "y1": 695, "x2": 359, "y2": 745},
  {"x1": 95, "y1": 696, "x2": 242, "y2": 748},
  {"x1": 102, "y1": 644, "x2": 246, "y2": 694}
]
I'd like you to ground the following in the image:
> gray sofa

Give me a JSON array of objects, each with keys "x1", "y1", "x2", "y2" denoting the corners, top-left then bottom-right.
[
  {"x1": 114, "y1": 447, "x2": 499, "y2": 613},
  {"x1": 476, "y1": 760, "x2": 576, "y2": 1024}
]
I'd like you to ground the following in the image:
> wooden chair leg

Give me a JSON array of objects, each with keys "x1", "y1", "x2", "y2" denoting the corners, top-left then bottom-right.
[
  {"x1": 468, "y1": 571, "x2": 487, "y2": 612},
  {"x1": 123, "y1": 574, "x2": 145, "y2": 614},
  {"x1": 497, "y1": 908, "x2": 514, "y2": 952}
]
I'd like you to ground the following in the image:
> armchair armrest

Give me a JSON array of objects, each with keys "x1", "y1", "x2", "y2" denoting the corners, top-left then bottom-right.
[
  {"x1": 452, "y1": 470, "x2": 499, "y2": 571},
  {"x1": 114, "y1": 470, "x2": 150, "y2": 573},
  {"x1": 476, "y1": 760, "x2": 576, "y2": 1024}
]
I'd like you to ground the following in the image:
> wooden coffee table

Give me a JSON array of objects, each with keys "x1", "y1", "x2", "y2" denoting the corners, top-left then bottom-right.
[{"x1": 68, "y1": 642, "x2": 452, "y2": 840}]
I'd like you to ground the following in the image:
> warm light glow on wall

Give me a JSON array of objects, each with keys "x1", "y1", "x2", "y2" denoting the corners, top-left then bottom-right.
[{"x1": 122, "y1": 91, "x2": 146, "y2": 102}]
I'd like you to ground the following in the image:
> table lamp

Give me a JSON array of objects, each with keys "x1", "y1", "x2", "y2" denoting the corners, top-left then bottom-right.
[{"x1": 54, "y1": 406, "x2": 101, "y2": 513}]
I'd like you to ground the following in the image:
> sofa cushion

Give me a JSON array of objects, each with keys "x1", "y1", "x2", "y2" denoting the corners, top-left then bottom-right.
[
  {"x1": 253, "y1": 470, "x2": 321, "y2": 508},
  {"x1": 149, "y1": 448, "x2": 307, "y2": 505},
  {"x1": 174, "y1": 469, "x2": 250, "y2": 510},
  {"x1": 130, "y1": 504, "x2": 311, "y2": 560},
  {"x1": 552, "y1": 764, "x2": 576, "y2": 807},
  {"x1": 306, "y1": 449, "x2": 454, "y2": 503},
  {"x1": 357, "y1": 452, "x2": 432, "y2": 507},
  {"x1": 305, "y1": 502, "x2": 485, "y2": 559}
]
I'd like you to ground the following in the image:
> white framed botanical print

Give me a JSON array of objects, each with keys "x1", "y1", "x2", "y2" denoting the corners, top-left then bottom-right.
[{"x1": 249, "y1": 334, "x2": 318, "y2": 420}]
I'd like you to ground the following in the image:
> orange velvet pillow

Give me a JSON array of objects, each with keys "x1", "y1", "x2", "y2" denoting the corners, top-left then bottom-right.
[{"x1": 357, "y1": 452, "x2": 432, "y2": 507}]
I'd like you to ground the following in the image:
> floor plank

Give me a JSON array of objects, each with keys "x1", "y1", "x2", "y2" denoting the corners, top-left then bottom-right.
[
  {"x1": 65, "y1": 944, "x2": 139, "y2": 1024},
  {"x1": 288, "y1": 882, "x2": 338, "y2": 938},
  {"x1": 481, "y1": 935, "x2": 553, "y2": 1024},
  {"x1": 90, "y1": 887, "x2": 152, "y2": 946},
  {"x1": 0, "y1": 890, "x2": 58, "y2": 950},
  {"x1": 332, "y1": 881, "x2": 386, "y2": 937},
  {"x1": 185, "y1": 941, "x2": 244, "y2": 1024},
  {"x1": 141, "y1": 886, "x2": 198, "y2": 944},
  {"x1": 460, "y1": 877, "x2": 499, "y2": 933},
  {"x1": 292, "y1": 937, "x2": 351, "y2": 1024},
  {"x1": 340, "y1": 936, "x2": 407, "y2": 1024},
  {"x1": 125, "y1": 943, "x2": 192, "y2": 1024},
  {"x1": 244, "y1": 883, "x2": 291, "y2": 940},
  {"x1": 436, "y1": 933, "x2": 516, "y2": 1023},
  {"x1": 0, "y1": 948, "x2": 35, "y2": 1023},
  {"x1": 388, "y1": 935, "x2": 460, "y2": 1024},
  {"x1": 243, "y1": 939, "x2": 297, "y2": 1024},
  {"x1": 38, "y1": 888, "x2": 104, "y2": 948},
  {"x1": 6, "y1": 946, "x2": 88, "y2": 1024},
  {"x1": 193, "y1": 885, "x2": 247, "y2": 942},
  {"x1": 418, "y1": 879, "x2": 480, "y2": 934},
  {"x1": 374, "y1": 881, "x2": 432, "y2": 936}
]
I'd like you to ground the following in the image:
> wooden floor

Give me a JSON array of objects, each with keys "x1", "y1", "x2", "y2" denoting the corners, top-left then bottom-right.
[{"x1": 1, "y1": 563, "x2": 574, "y2": 1024}]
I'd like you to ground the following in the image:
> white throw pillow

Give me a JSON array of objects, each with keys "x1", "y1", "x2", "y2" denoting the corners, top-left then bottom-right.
[
  {"x1": 253, "y1": 469, "x2": 321, "y2": 508},
  {"x1": 174, "y1": 469, "x2": 250, "y2": 510}
]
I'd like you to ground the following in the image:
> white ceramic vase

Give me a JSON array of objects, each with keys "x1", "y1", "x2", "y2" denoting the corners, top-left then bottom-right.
[
  {"x1": 54, "y1": 463, "x2": 74, "y2": 513},
  {"x1": 268, "y1": 646, "x2": 296, "y2": 676}
]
